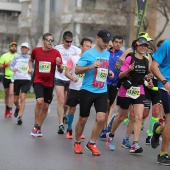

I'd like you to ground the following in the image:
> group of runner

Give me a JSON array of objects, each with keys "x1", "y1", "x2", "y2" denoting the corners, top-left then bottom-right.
[{"x1": 0, "y1": 29, "x2": 170, "y2": 166}]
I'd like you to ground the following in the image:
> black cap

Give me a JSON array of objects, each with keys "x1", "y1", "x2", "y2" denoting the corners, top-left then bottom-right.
[{"x1": 97, "y1": 30, "x2": 111, "y2": 43}]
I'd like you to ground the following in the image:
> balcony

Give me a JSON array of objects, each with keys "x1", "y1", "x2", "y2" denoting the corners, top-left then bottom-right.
[
  {"x1": 61, "y1": 12, "x2": 127, "y2": 26},
  {"x1": 0, "y1": 2, "x2": 21, "y2": 12}
]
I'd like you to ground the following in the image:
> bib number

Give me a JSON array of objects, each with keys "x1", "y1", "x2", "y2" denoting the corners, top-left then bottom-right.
[
  {"x1": 39, "y1": 61, "x2": 51, "y2": 73},
  {"x1": 96, "y1": 68, "x2": 108, "y2": 82},
  {"x1": 18, "y1": 65, "x2": 28, "y2": 72},
  {"x1": 77, "y1": 73, "x2": 85, "y2": 79},
  {"x1": 126, "y1": 86, "x2": 140, "y2": 99}
]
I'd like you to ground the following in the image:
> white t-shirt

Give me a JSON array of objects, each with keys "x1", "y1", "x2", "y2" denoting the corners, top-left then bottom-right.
[
  {"x1": 54, "y1": 44, "x2": 81, "y2": 81},
  {"x1": 67, "y1": 55, "x2": 84, "y2": 90}
]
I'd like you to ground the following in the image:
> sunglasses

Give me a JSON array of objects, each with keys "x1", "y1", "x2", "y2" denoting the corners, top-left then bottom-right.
[
  {"x1": 9, "y1": 41, "x2": 17, "y2": 47},
  {"x1": 65, "y1": 40, "x2": 72, "y2": 43},
  {"x1": 45, "y1": 38, "x2": 54, "y2": 43}
]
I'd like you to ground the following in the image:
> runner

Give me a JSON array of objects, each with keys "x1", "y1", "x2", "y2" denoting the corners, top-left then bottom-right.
[
  {"x1": 29, "y1": 33, "x2": 62, "y2": 137},
  {"x1": 10, "y1": 42, "x2": 31, "y2": 125},
  {"x1": 106, "y1": 37, "x2": 151, "y2": 153},
  {"x1": 151, "y1": 38, "x2": 170, "y2": 166},
  {"x1": 54, "y1": 31, "x2": 81, "y2": 134},
  {"x1": 73, "y1": 30, "x2": 114, "y2": 156},
  {"x1": 65, "y1": 37, "x2": 92, "y2": 139},
  {"x1": 0, "y1": 41, "x2": 17, "y2": 118},
  {"x1": 99, "y1": 34, "x2": 123, "y2": 138}
]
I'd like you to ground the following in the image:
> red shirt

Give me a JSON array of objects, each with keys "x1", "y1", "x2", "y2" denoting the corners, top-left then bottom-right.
[{"x1": 31, "y1": 47, "x2": 62, "y2": 87}]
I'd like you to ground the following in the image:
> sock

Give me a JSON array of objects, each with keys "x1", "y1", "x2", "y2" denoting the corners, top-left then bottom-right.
[
  {"x1": 133, "y1": 141, "x2": 138, "y2": 144},
  {"x1": 67, "y1": 113, "x2": 74, "y2": 130},
  {"x1": 124, "y1": 136, "x2": 129, "y2": 140},
  {"x1": 160, "y1": 152, "x2": 167, "y2": 156},
  {"x1": 89, "y1": 141, "x2": 95, "y2": 144},
  {"x1": 6, "y1": 106, "x2": 8, "y2": 110},
  {"x1": 156, "y1": 126, "x2": 161, "y2": 134},
  {"x1": 34, "y1": 124, "x2": 41, "y2": 130},
  {"x1": 109, "y1": 133, "x2": 114, "y2": 137},
  {"x1": 148, "y1": 116, "x2": 159, "y2": 136},
  {"x1": 59, "y1": 123, "x2": 63, "y2": 126},
  {"x1": 75, "y1": 140, "x2": 81, "y2": 143}
]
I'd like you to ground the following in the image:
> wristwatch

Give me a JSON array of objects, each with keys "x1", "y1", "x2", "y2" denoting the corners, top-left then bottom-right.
[{"x1": 162, "y1": 79, "x2": 168, "y2": 85}]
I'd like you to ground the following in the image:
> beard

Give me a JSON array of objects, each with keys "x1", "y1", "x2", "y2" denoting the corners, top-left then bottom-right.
[{"x1": 10, "y1": 49, "x2": 16, "y2": 54}]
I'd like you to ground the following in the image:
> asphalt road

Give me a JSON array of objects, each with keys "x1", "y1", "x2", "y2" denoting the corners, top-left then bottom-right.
[{"x1": 0, "y1": 100, "x2": 170, "y2": 170}]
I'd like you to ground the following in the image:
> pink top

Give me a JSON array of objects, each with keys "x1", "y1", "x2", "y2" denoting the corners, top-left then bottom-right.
[
  {"x1": 67, "y1": 58, "x2": 73, "y2": 69},
  {"x1": 118, "y1": 56, "x2": 145, "y2": 97}
]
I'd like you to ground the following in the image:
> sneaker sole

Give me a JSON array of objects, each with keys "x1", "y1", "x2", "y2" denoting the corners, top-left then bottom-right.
[
  {"x1": 157, "y1": 161, "x2": 170, "y2": 166},
  {"x1": 85, "y1": 146, "x2": 100, "y2": 156},
  {"x1": 130, "y1": 148, "x2": 143, "y2": 153},
  {"x1": 121, "y1": 144, "x2": 131, "y2": 149},
  {"x1": 30, "y1": 132, "x2": 43, "y2": 137}
]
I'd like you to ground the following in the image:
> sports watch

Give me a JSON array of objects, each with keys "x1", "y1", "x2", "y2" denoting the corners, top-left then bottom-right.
[{"x1": 162, "y1": 79, "x2": 168, "y2": 85}]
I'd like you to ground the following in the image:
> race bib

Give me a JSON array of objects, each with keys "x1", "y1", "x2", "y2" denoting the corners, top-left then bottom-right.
[
  {"x1": 77, "y1": 73, "x2": 85, "y2": 79},
  {"x1": 39, "y1": 61, "x2": 51, "y2": 73},
  {"x1": 126, "y1": 86, "x2": 140, "y2": 99},
  {"x1": 96, "y1": 68, "x2": 108, "y2": 82},
  {"x1": 18, "y1": 64, "x2": 28, "y2": 72},
  {"x1": 62, "y1": 64, "x2": 67, "y2": 71}
]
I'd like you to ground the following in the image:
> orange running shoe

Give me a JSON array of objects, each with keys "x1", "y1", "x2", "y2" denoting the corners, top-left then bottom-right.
[
  {"x1": 66, "y1": 129, "x2": 73, "y2": 139},
  {"x1": 85, "y1": 142, "x2": 100, "y2": 156},
  {"x1": 80, "y1": 134, "x2": 85, "y2": 139},
  {"x1": 74, "y1": 142, "x2": 83, "y2": 154}
]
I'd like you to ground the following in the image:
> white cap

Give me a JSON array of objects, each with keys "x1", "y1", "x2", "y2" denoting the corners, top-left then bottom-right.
[{"x1": 21, "y1": 42, "x2": 30, "y2": 48}]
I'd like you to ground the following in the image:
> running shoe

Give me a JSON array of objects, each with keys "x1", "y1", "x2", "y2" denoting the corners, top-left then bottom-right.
[
  {"x1": 99, "y1": 128, "x2": 107, "y2": 138},
  {"x1": 30, "y1": 127, "x2": 43, "y2": 137},
  {"x1": 80, "y1": 134, "x2": 85, "y2": 139},
  {"x1": 17, "y1": 117, "x2": 23, "y2": 125},
  {"x1": 63, "y1": 115, "x2": 68, "y2": 124},
  {"x1": 14, "y1": 107, "x2": 20, "y2": 118},
  {"x1": 106, "y1": 132, "x2": 115, "y2": 151},
  {"x1": 66, "y1": 129, "x2": 73, "y2": 139},
  {"x1": 107, "y1": 114, "x2": 116, "y2": 132},
  {"x1": 145, "y1": 136, "x2": 151, "y2": 145},
  {"x1": 157, "y1": 154, "x2": 170, "y2": 166},
  {"x1": 123, "y1": 117, "x2": 129, "y2": 125},
  {"x1": 85, "y1": 142, "x2": 100, "y2": 156},
  {"x1": 4, "y1": 110, "x2": 12, "y2": 118},
  {"x1": 121, "y1": 137, "x2": 131, "y2": 148},
  {"x1": 151, "y1": 122, "x2": 161, "y2": 149},
  {"x1": 58, "y1": 124, "x2": 65, "y2": 134},
  {"x1": 74, "y1": 142, "x2": 83, "y2": 154},
  {"x1": 130, "y1": 142, "x2": 143, "y2": 153},
  {"x1": 4, "y1": 110, "x2": 8, "y2": 118}
]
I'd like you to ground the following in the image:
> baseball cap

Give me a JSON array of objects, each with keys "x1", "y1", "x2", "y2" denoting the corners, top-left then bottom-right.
[
  {"x1": 139, "y1": 32, "x2": 153, "y2": 41},
  {"x1": 136, "y1": 38, "x2": 148, "y2": 46},
  {"x1": 97, "y1": 30, "x2": 112, "y2": 43},
  {"x1": 21, "y1": 42, "x2": 30, "y2": 48},
  {"x1": 9, "y1": 41, "x2": 17, "y2": 47}
]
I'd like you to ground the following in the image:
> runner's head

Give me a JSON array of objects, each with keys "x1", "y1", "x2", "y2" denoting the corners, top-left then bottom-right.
[
  {"x1": 21, "y1": 42, "x2": 30, "y2": 54},
  {"x1": 96, "y1": 29, "x2": 112, "y2": 50},
  {"x1": 80, "y1": 37, "x2": 92, "y2": 54},
  {"x1": 62, "y1": 31, "x2": 73, "y2": 49},
  {"x1": 9, "y1": 41, "x2": 17, "y2": 54},
  {"x1": 112, "y1": 34, "x2": 123, "y2": 51},
  {"x1": 42, "y1": 33, "x2": 54, "y2": 51},
  {"x1": 135, "y1": 37, "x2": 149, "y2": 55}
]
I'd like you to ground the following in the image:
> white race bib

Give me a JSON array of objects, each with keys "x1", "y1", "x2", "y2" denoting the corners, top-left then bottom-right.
[
  {"x1": 96, "y1": 68, "x2": 108, "y2": 82},
  {"x1": 18, "y1": 64, "x2": 28, "y2": 72},
  {"x1": 126, "y1": 86, "x2": 140, "y2": 99},
  {"x1": 39, "y1": 61, "x2": 51, "y2": 73}
]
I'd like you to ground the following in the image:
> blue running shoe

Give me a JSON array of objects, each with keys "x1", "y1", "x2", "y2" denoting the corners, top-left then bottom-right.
[
  {"x1": 145, "y1": 136, "x2": 151, "y2": 145},
  {"x1": 121, "y1": 137, "x2": 131, "y2": 148},
  {"x1": 106, "y1": 132, "x2": 115, "y2": 151},
  {"x1": 99, "y1": 128, "x2": 107, "y2": 138},
  {"x1": 107, "y1": 114, "x2": 116, "y2": 132}
]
